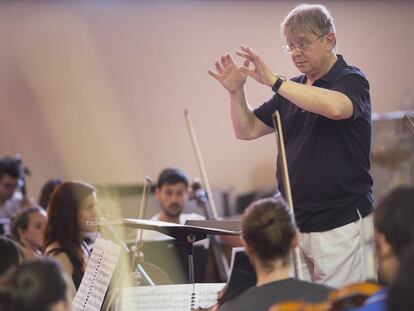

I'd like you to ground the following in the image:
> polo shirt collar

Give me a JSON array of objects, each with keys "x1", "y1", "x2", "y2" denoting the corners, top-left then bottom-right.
[{"x1": 317, "y1": 54, "x2": 347, "y2": 83}]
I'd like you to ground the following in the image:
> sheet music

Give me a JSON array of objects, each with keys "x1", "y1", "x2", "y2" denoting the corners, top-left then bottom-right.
[
  {"x1": 73, "y1": 238, "x2": 121, "y2": 311},
  {"x1": 116, "y1": 283, "x2": 225, "y2": 311}
]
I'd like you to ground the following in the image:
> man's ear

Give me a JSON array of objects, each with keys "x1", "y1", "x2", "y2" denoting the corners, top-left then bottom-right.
[
  {"x1": 326, "y1": 32, "x2": 336, "y2": 51},
  {"x1": 290, "y1": 230, "x2": 300, "y2": 249}
]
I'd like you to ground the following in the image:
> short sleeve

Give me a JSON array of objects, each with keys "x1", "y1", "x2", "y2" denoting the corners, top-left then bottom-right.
[
  {"x1": 331, "y1": 73, "x2": 370, "y2": 121},
  {"x1": 253, "y1": 94, "x2": 281, "y2": 128}
]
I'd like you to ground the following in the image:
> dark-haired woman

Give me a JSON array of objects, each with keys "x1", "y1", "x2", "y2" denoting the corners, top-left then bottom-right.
[
  {"x1": 10, "y1": 206, "x2": 47, "y2": 260},
  {"x1": 43, "y1": 181, "x2": 98, "y2": 293},
  {"x1": 219, "y1": 197, "x2": 332, "y2": 311},
  {"x1": 0, "y1": 259, "x2": 72, "y2": 311}
]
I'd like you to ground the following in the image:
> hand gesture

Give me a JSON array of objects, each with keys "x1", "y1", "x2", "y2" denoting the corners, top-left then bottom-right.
[
  {"x1": 208, "y1": 54, "x2": 249, "y2": 93},
  {"x1": 236, "y1": 46, "x2": 276, "y2": 87}
]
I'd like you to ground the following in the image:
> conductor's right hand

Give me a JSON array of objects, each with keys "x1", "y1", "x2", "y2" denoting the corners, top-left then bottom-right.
[{"x1": 208, "y1": 54, "x2": 249, "y2": 93}]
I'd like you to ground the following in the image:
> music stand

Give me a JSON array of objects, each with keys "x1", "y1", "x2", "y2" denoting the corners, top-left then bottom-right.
[{"x1": 92, "y1": 219, "x2": 240, "y2": 284}]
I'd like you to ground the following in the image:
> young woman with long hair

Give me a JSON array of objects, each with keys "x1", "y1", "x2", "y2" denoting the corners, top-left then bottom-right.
[{"x1": 43, "y1": 181, "x2": 98, "y2": 293}]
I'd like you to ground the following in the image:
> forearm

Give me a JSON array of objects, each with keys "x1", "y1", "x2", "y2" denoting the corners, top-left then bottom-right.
[
  {"x1": 229, "y1": 87, "x2": 257, "y2": 140},
  {"x1": 278, "y1": 80, "x2": 353, "y2": 120}
]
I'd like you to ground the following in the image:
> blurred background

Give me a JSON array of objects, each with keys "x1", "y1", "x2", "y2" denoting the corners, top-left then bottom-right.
[{"x1": 1, "y1": 0, "x2": 413, "y2": 218}]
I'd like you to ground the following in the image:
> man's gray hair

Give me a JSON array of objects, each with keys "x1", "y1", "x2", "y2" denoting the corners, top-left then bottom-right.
[{"x1": 281, "y1": 4, "x2": 336, "y2": 39}]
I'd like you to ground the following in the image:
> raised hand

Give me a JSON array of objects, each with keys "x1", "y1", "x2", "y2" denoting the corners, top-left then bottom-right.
[
  {"x1": 236, "y1": 45, "x2": 276, "y2": 87},
  {"x1": 208, "y1": 54, "x2": 250, "y2": 93}
]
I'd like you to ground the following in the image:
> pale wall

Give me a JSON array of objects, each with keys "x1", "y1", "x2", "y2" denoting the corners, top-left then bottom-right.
[{"x1": 1, "y1": 0, "x2": 413, "y2": 199}]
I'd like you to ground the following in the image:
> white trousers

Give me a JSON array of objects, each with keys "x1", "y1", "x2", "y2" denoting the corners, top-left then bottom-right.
[{"x1": 296, "y1": 212, "x2": 375, "y2": 288}]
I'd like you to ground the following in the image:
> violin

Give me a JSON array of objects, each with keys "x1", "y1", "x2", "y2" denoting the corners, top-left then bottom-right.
[{"x1": 269, "y1": 281, "x2": 382, "y2": 311}]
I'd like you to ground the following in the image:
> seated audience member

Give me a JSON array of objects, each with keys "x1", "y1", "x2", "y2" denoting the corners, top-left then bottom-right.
[
  {"x1": 0, "y1": 259, "x2": 72, "y2": 311},
  {"x1": 218, "y1": 197, "x2": 331, "y2": 311},
  {"x1": 0, "y1": 237, "x2": 22, "y2": 283},
  {"x1": 387, "y1": 246, "x2": 414, "y2": 311},
  {"x1": 43, "y1": 181, "x2": 98, "y2": 293},
  {"x1": 10, "y1": 207, "x2": 47, "y2": 260},
  {"x1": 352, "y1": 186, "x2": 414, "y2": 310},
  {"x1": 38, "y1": 178, "x2": 63, "y2": 210},
  {"x1": 0, "y1": 156, "x2": 33, "y2": 235}
]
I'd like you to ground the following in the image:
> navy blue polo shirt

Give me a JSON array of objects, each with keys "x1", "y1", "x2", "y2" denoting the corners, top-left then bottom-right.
[{"x1": 254, "y1": 55, "x2": 373, "y2": 232}]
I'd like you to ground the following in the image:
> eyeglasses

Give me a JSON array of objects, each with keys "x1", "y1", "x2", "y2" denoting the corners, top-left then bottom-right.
[{"x1": 282, "y1": 33, "x2": 326, "y2": 54}]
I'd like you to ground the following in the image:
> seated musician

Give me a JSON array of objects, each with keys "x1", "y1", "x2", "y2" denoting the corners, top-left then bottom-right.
[
  {"x1": 0, "y1": 259, "x2": 73, "y2": 311},
  {"x1": 43, "y1": 181, "x2": 99, "y2": 294},
  {"x1": 352, "y1": 186, "x2": 414, "y2": 311},
  {"x1": 10, "y1": 206, "x2": 47, "y2": 261},
  {"x1": 387, "y1": 246, "x2": 414, "y2": 311},
  {"x1": 0, "y1": 156, "x2": 34, "y2": 235},
  {"x1": 218, "y1": 197, "x2": 331, "y2": 311},
  {"x1": 140, "y1": 167, "x2": 207, "y2": 283},
  {"x1": 144, "y1": 167, "x2": 205, "y2": 235}
]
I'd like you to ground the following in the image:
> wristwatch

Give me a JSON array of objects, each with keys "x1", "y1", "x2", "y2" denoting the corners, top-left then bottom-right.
[{"x1": 272, "y1": 74, "x2": 287, "y2": 93}]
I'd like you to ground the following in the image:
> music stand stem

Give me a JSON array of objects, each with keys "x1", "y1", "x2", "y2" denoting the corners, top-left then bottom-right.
[{"x1": 185, "y1": 233, "x2": 197, "y2": 285}]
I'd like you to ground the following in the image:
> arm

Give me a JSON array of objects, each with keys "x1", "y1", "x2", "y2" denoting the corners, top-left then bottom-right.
[
  {"x1": 277, "y1": 81, "x2": 353, "y2": 120},
  {"x1": 46, "y1": 249, "x2": 77, "y2": 296},
  {"x1": 237, "y1": 46, "x2": 353, "y2": 120},
  {"x1": 229, "y1": 87, "x2": 274, "y2": 140},
  {"x1": 209, "y1": 54, "x2": 274, "y2": 140}
]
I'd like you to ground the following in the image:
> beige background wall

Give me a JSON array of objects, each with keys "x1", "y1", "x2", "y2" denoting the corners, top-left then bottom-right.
[{"x1": 1, "y1": 0, "x2": 413, "y2": 202}]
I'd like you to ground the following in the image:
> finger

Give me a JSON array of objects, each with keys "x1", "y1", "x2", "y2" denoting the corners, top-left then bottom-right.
[
  {"x1": 208, "y1": 70, "x2": 220, "y2": 80},
  {"x1": 215, "y1": 61, "x2": 223, "y2": 73},
  {"x1": 236, "y1": 51, "x2": 255, "y2": 62},
  {"x1": 241, "y1": 45, "x2": 257, "y2": 56},
  {"x1": 220, "y1": 55, "x2": 228, "y2": 66},
  {"x1": 226, "y1": 54, "x2": 236, "y2": 65},
  {"x1": 243, "y1": 59, "x2": 250, "y2": 68}
]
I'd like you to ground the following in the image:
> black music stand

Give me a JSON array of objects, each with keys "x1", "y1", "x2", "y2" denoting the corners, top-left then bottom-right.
[{"x1": 95, "y1": 218, "x2": 240, "y2": 284}]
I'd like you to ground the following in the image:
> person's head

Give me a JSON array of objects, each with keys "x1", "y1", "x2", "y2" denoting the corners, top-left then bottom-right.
[
  {"x1": 0, "y1": 259, "x2": 72, "y2": 311},
  {"x1": 281, "y1": 4, "x2": 337, "y2": 77},
  {"x1": 11, "y1": 207, "x2": 47, "y2": 251},
  {"x1": 38, "y1": 178, "x2": 63, "y2": 210},
  {"x1": 156, "y1": 168, "x2": 190, "y2": 219},
  {"x1": 0, "y1": 157, "x2": 21, "y2": 203},
  {"x1": 387, "y1": 246, "x2": 414, "y2": 311},
  {"x1": 373, "y1": 186, "x2": 414, "y2": 284},
  {"x1": 0, "y1": 237, "x2": 22, "y2": 280},
  {"x1": 44, "y1": 181, "x2": 97, "y2": 271},
  {"x1": 242, "y1": 197, "x2": 297, "y2": 272}
]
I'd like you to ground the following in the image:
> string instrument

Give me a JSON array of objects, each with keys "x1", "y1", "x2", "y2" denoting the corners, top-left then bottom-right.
[
  {"x1": 184, "y1": 109, "x2": 230, "y2": 283},
  {"x1": 269, "y1": 281, "x2": 382, "y2": 311},
  {"x1": 271, "y1": 112, "x2": 303, "y2": 279}
]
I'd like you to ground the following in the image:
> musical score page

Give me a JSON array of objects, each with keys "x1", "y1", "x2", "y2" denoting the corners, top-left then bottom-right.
[
  {"x1": 116, "y1": 283, "x2": 225, "y2": 311},
  {"x1": 73, "y1": 238, "x2": 121, "y2": 311}
]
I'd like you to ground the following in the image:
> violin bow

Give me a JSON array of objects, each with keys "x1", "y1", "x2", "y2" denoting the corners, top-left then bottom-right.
[
  {"x1": 184, "y1": 109, "x2": 230, "y2": 280},
  {"x1": 272, "y1": 111, "x2": 304, "y2": 280},
  {"x1": 130, "y1": 177, "x2": 155, "y2": 285},
  {"x1": 135, "y1": 176, "x2": 152, "y2": 254}
]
